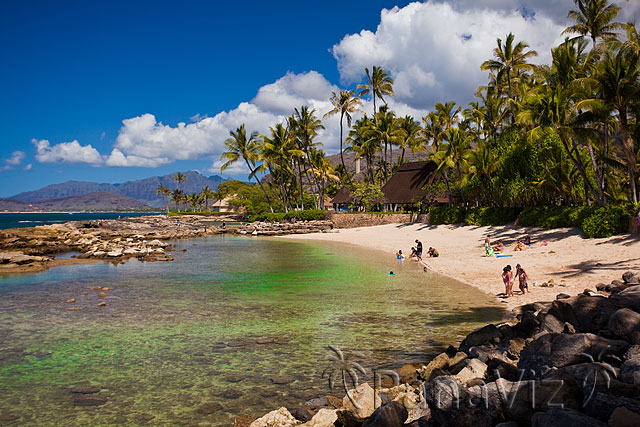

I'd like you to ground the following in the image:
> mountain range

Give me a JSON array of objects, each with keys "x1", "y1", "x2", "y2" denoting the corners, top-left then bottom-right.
[{"x1": 6, "y1": 171, "x2": 226, "y2": 210}]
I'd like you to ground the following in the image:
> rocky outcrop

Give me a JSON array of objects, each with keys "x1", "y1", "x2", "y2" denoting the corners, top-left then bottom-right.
[
  {"x1": 250, "y1": 271, "x2": 640, "y2": 426},
  {"x1": 0, "y1": 215, "x2": 223, "y2": 273},
  {"x1": 236, "y1": 220, "x2": 334, "y2": 236}
]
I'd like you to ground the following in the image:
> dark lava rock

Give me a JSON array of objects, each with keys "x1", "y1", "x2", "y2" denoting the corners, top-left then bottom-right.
[
  {"x1": 459, "y1": 324, "x2": 502, "y2": 354},
  {"x1": 608, "y1": 308, "x2": 640, "y2": 342},
  {"x1": 233, "y1": 416, "x2": 255, "y2": 427},
  {"x1": 70, "y1": 385, "x2": 100, "y2": 394},
  {"x1": 502, "y1": 378, "x2": 582, "y2": 425},
  {"x1": 623, "y1": 271, "x2": 640, "y2": 285},
  {"x1": 196, "y1": 402, "x2": 222, "y2": 415},
  {"x1": 290, "y1": 406, "x2": 313, "y2": 422},
  {"x1": 556, "y1": 293, "x2": 571, "y2": 300},
  {"x1": 259, "y1": 389, "x2": 278, "y2": 398},
  {"x1": 221, "y1": 389, "x2": 243, "y2": 399},
  {"x1": 518, "y1": 333, "x2": 557, "y2": 376},
  {"x1": 583, "y1": 392, "x2": 640, "y2": 422},
  {"x1": 270, "y1": 376, "x2": 294, "y2": 385},
  {"x1": 550, "y1": 333, "x2": 629, "y2": 368},
  {"x1": 225, "y1": 375, "x2": 244, "y2": 383},
  {"x1": 304, "y1": 396, "x2": 329, "y2": 409},
  {"x1": 531, "y1": 407, "x2": 606, "y2": 427},
  {"x1": 256, "y1": 338, "x2": 275, "y2": 344},
  {"x1": 73, "y1": 394, "x2": 107, "y2": 406},
  {"x1": 362, "y1": 401, "x2": 408, "y2": 427}
]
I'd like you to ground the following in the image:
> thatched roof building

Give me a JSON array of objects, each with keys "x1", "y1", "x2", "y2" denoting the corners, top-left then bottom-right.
[{"x1": 381, "y1": 161, "x2": 450, "y2": 206}]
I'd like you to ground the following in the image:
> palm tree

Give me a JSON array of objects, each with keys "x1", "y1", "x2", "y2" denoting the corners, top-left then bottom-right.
[
  {"x1": 579, "y1": 49, "x2": 640, "y2": 202},
  {"x1": 156, "y1": 183, "x2": 170, "y2": 214},
  {"x1": 432, "y1": 128, "x2": 472, "y2": 205},
  {"x1": 173, "y1": 172, "x2": 186, "y2": 193},
  {"x1": 261, "y1": 123, "x2": 303, "y2": 212},
  {"x1": 481, "y1": 33, "x2": 538, "y2": 122},
  {"x1": 365, "y1": 108, "x2": 405, "y2": 182},
  {"x1": 292, "y1": 106, "x2": 325, "y2": 209},
  {"x1": 171, "y1": 188, "x2": 184, "y2": 212},
  {"x1": 200, "y1": 185, "x2": 215, "y2": 212},
  {"x1": 397, "y1": 116, "x2": 422, "y2": 166},
  {"x1": 220, "y1": 124, "x2": 274, "y2": 212},
  {"x1": 324, "y1": 90, "x2": 363, "y2": 184},
  {"x1": 563, "y1": 0, "x2": 622, "y2": 49},
  {"x1": 357, "y1": 66, "x2": 395, "y2": 123}
]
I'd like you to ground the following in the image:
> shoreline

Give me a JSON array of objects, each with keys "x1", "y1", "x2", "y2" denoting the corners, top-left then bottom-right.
[{"x1": 283, "y1": 223, "x2": 640, "y2": 312}]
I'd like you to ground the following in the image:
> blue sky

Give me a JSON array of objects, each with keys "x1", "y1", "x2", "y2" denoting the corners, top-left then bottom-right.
[{"x1": 1, "y1": 0, "x2": 637, "y2": 197}]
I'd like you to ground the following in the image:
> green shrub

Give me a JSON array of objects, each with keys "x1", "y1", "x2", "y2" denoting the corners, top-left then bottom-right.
[
  {"x1": 518, "y1": 206, "x2": 595, "y2": 229},
  {"x1": 464, "y1": 207, "x2": 519, "y2": 226},
  {"x1": 428, "y1": 206, "x2": 465, "y2": 224},
  {"x1": 581, "y1": 206, "x2": 630, "y2": 238},
  {"x1": 249, "y1": 209, "x2": 326, "y2": 223}
]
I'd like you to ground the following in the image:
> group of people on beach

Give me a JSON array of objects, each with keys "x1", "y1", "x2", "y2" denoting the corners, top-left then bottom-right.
[
  {"x1": 395, "y1": 239, "x2": 439, "y2": 262},
  {"x1": 484, "y1": 235, "x2": 532, "y2": 256},
  {"x1": 501, "y1": 264, "x2": 529, "y2": 297}
]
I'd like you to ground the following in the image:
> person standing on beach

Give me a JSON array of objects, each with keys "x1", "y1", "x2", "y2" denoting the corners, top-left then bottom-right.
[
  {"x1": 415, "y1": 239, "x2": 423, "y2": 261},
  {"x1": 502, "y1": 265, "x2": 514, "y2": 297},
  {"x1": 516, "y1": 264, "x2": 529, "y2": 294}
]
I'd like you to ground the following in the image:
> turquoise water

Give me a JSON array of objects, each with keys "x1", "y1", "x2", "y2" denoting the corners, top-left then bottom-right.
[
  {"x1": 0, "y1": 236, "x2": 502, "y2": 425},
  {"x1": 0, "y1": 212, "x2": 161, "y2": 230}
]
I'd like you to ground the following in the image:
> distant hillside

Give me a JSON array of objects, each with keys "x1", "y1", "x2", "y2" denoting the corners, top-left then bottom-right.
[
  {"x1": 32, "y1": 192, "x2": 151, "y2": 211},
  {"x1": 9, "y1": 171, "x2": 226, "y2": 208},
  {"x1": 0, "y1": 198, "x2": 35, "y2": 212}
]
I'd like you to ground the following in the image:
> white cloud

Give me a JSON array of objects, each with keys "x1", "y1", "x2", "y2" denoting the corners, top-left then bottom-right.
[
  {"x1": 33, "y1": 139, "x2": 103, "y2": 165},
  {"x1": 332, "y1": 2, "x2": 566, "y2": 109},
  {"x1": 5, "y1": 151, "x2": 25, "y2": 166},
  {"x1": 208, "y1": 159, "x2": 251, "y2": 176},
  {"x1": 23, "y1": 163, "x2": 32, "y2": 171}
]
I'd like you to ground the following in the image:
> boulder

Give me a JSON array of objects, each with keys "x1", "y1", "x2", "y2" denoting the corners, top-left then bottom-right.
[
  {"x1": 610, "y1": 286, "x2": 640, "y2": 314},
  {"x1": 622, "y1": 271, "x2": 640, "y2": 285},
  {"x1": 608, "y1": 308, "x2": 640, "y2": 343},
  {"x1": 540, "y1": 312, "x2": 565, "y2": 334},
  {"x1": 453, "y1": 358, "x2": 487, "y2": 386},
  {"x1": 290, "y1": 407, "x2": 313, "y2": 422},
  {"x1": 417, "y1": 353, "x2": 450, "y2": 382},
  {"x1": 531, "y1": 408, "x2": 605, "y2": 426},
  {"x1": 336, "y1": 383, "x2": 380, "y2": 426},
  {"x1": 550, "y1": 333, "x2": 628, "y2": 368},
  {"x1": 608, "y1": 406, "x2": 640, "y2": 427},
  {"x1": 583, "y1": 392, "x2": 640, "y2": 423},
  {"x1": 385, "y1": 384, "x2": 430, "y2": 423},
  {"x1": 300, "y1": 409, "x2": 337, "y2": 427},
  {"x1": 502, "y1": 378, "x2": 582, "y2": 425},
  {"x1": 459, "y1": 324, "x2": 502, "y2": 354},
  {"x1": 423, "y1": 376, "x2": 466, "y2": 412},
  {"x1": 620, "y1": 357, "x2": 640, "y2": 385},
  {"x1": 361, "y1": 401, "x2": 408, "y2": 427},
  {"x1": 518, "y1": 333, "x2": 556, "y2": 376},
  {"x1": 249, "y1": 407, "x2": 299, "y2": 427},
  {"x1": 571, "y1": 296, "x2": 624, "y2": 333},
  {"x1": 506, "y1": 338, "x2": 527, "y2": 360}
]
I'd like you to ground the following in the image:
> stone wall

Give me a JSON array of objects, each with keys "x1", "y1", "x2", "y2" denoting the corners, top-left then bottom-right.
[{"x1": 327, "y1": 212, "x2": 429, "y2": 229}]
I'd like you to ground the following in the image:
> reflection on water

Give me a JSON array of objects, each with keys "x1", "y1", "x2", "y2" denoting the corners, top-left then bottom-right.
[{"x1": 0, "y1": 236, "x2": 503, "y2": 425}]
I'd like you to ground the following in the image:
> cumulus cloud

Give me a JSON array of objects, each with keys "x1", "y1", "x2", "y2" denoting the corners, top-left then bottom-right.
[
  {"x1": 332, "y1": 2, "x2": 566, "y2": 109},
  {"x1": 33, "y1": 139, "x2": 103, "y2": 165},
  {"x1": 1, "y1": 150, "x2": 26, "y2": 172}
]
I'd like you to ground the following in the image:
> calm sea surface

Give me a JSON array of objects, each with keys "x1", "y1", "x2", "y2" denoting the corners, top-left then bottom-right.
[
  {"x1": 0, "y1": 212, "x2": 161, "y2": 230},
  {"x1": 0, "y1": 236, "x2": 503, "y2": 425}
]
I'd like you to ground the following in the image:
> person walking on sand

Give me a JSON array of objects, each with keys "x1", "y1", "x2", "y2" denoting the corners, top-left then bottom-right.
[
  {"x1": 516, "y1": 264, "x2": 529, "y2": 294},
  {"x1": 415, "y1": 239, "x2": 423, "y2": 261}
]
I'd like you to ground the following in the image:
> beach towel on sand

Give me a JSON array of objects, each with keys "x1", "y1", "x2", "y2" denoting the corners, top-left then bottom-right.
[{"x1": 484, "y1": 242, "x2": 495, "y2": 257}]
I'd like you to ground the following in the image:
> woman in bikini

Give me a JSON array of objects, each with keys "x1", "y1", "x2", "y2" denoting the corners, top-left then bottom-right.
[
  {"x1": 516, "y1": 264, "x2": 529, "y2": 294},
  {"x1": 502, "y1": 265, "x2": 514, "y2": 297}
]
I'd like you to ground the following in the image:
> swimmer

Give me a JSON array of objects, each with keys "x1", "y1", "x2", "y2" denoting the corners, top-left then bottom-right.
[{"x1": 396, "y1": 250, "x2": 405, "y2": 259}]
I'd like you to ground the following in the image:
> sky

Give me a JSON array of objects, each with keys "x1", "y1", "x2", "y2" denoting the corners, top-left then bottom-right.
[{"x1": 1, "y1": 0, "x2": 639, "y2": 197}]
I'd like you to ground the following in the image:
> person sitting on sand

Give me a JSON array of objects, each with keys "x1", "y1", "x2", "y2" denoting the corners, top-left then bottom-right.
[
  {"x1": 516, "y1": 263, "x2": 529, "y2": 294},
  {"x1": 523, "y1": 235, "x2": 531, "y2": 245},
  {"x1": 415, "y1": 240, "x2": 423, "y2": 261},
  {"x1": 514, "y1": 240, "x2": 526, "y2": 251},
  {"x1": 396, "y1": 250, "x2": 405, "y2": 259},
  {"x1": 502, "y1": 265, "x2": 514, "y2": 297},
  {"x1": 492, "y1": 239, "x2": 505, "y2": 252},
  {"x1": 409, "y1": 247, "x2": 417, "y2": 259},
  {"x1": 427, "y1": 247, "x2": 439, "y2": 257},
  {"x1": 484, "y1": 241, "x2": 495, "y2": 257}
]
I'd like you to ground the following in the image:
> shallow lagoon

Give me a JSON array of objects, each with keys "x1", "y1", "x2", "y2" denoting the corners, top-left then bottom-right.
[{"x1": 0, "y1": 236, "x2": 502, "y2": 425}]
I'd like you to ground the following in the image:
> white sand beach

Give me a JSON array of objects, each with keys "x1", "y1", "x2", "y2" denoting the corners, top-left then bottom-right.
[{"x1": 284, "y1": 223, "x2": 640, "y2": 312}]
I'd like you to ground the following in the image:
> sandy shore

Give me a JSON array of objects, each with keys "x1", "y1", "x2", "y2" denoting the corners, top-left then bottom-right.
[{"x1": 284, "y1": 223, "x2": 640, "y2": 312}]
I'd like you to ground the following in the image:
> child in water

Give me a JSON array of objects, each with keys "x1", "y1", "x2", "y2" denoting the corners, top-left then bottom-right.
[{"x1": 396, "y1": 250, "x2": 405, "y2": 259}]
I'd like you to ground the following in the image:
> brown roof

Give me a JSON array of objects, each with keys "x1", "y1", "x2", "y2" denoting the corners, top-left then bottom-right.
[
  {"x1": 330, "y1": 187, "x2": 355, "y2": 204},
  {"x1": 381, "y1": 161, "x2": 446, "y2": 204}
]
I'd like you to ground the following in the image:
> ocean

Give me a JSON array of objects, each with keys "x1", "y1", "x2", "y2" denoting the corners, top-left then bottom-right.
[
  {"x1": 0, "y1": 236, "x2": 503, "y2": 425},
  {"x1": 0, "y1": 212, "x2": 162, "y2": 230}
]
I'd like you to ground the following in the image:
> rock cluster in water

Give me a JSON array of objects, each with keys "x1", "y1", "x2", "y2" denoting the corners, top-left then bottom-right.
[
  {"x1": 243, "y1": 271, "x2": 640, "y2": 426},
  {"x1": 0, "y1": 215, "x2": 217, "y2": 272},
  {"x1": 235, "y1": 220, "x2": 334, "y2": 236}
]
